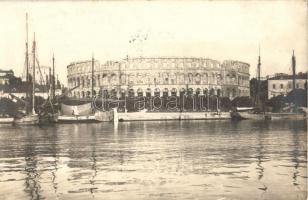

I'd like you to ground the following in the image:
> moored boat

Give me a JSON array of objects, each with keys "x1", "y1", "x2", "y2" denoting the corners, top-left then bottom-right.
[
  {"x1": 57, "y1": 114, "x2": 97, "y2": 123},
  {"x1": 0, "y1": 116, "x2": 14, "y2": 125},
  {"x1": 57, "y1": 102, "x2": 98, "y2": 123},
  {"x1": 230, "y1": 107, "x2": 271, "y2": 120},
  {"x1": 14, "y1": 114, "x2": 39, "y2": 125}
]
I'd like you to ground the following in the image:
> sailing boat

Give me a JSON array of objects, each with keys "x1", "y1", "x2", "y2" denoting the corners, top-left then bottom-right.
[
  {"x1": 231, "y1": 47, "x2": 271, "y2": 120},
  {"x1": 14, "y1": 33, "x2": 39, "y2": 125}
]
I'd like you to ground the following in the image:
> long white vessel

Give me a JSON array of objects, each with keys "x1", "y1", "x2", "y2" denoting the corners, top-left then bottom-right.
[
  {"x1": 14, "y1": 114, "x2": 39, "y2": 125},
  {"x1": 230, "y1": 107, "x2": 271, "y2": 120},
  {"x1": 0, "y1": 117, "x2": 14, "y2": 125}
]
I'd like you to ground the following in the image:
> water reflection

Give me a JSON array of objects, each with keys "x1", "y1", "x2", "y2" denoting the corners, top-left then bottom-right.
[
  {"x1": 0, "y1": 120, "x2": 306, "y2": 200},
  {"x1": 23, "y1": 128, "x2": 41, "y2": 200}
]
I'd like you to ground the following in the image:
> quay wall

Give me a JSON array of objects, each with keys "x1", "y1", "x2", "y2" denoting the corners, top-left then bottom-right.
[{"x1": 116, "y1": 111, "x2": 230, "y2": 122}]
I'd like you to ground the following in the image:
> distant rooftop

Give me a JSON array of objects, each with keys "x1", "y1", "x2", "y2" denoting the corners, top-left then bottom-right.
[{"x1": 267, "y1": 72, "x2": 307, "y2": 80}]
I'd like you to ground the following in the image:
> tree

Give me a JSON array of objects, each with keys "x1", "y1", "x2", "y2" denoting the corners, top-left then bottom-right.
[
  {"x1": 220, "y1": 97, "x2": 232, "y2": 111},
  {"x1": 231, "y1": 96, "x2": 254, "y2": 108},
  {"x1": 0, "y1": 98, "x2": 18, "y2": 117},
  {"x1": 267, "y1": 95, "x2": 286, "y2": 112},
  {"x1": 285, "y1": 89, "x2": 307, "y2": 107}
]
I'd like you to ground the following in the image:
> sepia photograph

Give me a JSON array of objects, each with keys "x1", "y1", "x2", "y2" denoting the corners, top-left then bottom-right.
[{"x1": 0, "y1": 0, "x2": 307, "y2": 199}]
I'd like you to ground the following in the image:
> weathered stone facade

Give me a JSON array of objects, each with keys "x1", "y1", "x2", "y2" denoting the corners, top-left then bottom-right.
[{"x1": 67, "y1": 57, "x2": 250, "y2": 99}]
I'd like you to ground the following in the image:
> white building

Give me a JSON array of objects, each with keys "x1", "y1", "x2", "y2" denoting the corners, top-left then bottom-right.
[{"x1": 267, "y1": 73, "x2": 307, "y2": 99}]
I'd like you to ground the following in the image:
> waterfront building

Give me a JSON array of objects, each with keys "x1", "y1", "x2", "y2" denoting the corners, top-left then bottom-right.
[
  {"x1": 67, "y1": 57, "x2": 250, "y2": 99},
  {"x1": 0, "y1": 69, "x2": 14, "y2": 85},
  {"x1": 267, "y1": 72, "x2": 307, "y2": 99},
  {"x1": 0, "y1": 83, "x2": 62, "y2": 99}
]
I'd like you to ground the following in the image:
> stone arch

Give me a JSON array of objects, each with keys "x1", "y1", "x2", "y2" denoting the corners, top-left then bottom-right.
[
  {"x1": 187, "y1": 73, "x2": 193, "y2": 84},
  {"x1": 187, "y1": 88, "x2": 193, "y2": 95},
  {"x1": 154, "y1": 88, "x2": 160, "y2": 96},
  {"x1": 137, "y1": 73, "x2": 144, "y2": 84},
  {"x1": 180, "y1": 88, "x2": 186, "y2": 95},
  {"x1": 163, "y1": 88, "x2": 169, "y2": 96},
  {"x1": 162, "y1": 73, "x2": 169, "y2": 84},
  {"x1": 110, "y1": 74, "x2": 117, "y2": 85},
  {"x1": 195, "y1": 73, "x2": 201, "y2": 84},
  {"x1": 86, "y1": 91, "x2": 91, "y2": 97},
  {"x1": 209, "y1": 88, "x2": 215, "y2": 95},
  {"x1": 203, "y1": 88, "x2": 209, "y2": 96},
  {"x1": 146, "y1": 88, "x2": 151, "y2": 97},
  {"x1": 178, "y1": 73, "x2": 185, "y2": 84},
  {"x1": 97, "y1": 75, "x2": 100, "y2": 86},
  {"x1": 203, "y1": 73, "x2": 208, "y2": 84},
  {"x1": 128, "y1": 88, "x2": 135, "y2": 97},
  {"x1": 171, "y1": 88, "x2": 177, "y2": 96},
  {"x1": 137, "y1": 88, "x2": 143, "y2": 96},
  {"x1": 170, "y1": 73, "x2": 176, "y2": 84},
  {"x1": 195, "y1": 88, "x2": 201, "y2": 95},
  {"x1": 128, "y1": 74, "x2": 135, "y2": 85},
  {"x1": 120, "y1": 74, "x2": 126, "y2": 85},
  {"x1": 211, "y1": 73, "x2": 216, "y2": 84},
  {"x1": 217, "y1": 89, "x2": 221, "y2": 97},
  {"x1": 81, "y1": 77, "x2": 85, "y2": 88}
]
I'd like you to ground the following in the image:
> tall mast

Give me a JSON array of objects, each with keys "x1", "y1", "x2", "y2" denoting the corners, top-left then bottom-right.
[
  {"x1": 32, "y1": 32, "x2": 36, "y2": 114},
  {"x1": 52, "y1": 53, "x2": 55, "y2": 99},
  {"x1": 49, "y1": 67, "x2": 51, "y2": 90},
  {"x1": 92, "y1": 54, "x2": 94, "y2": 98},
  {"x1": 292, "y1": 50, "x2": 296, "y2": 90},
  {"x1": 256, "y1": 46, "x2": 261, "y2": 108},
  {"x1": 25, "y1": 13, "x2": 29, "y2": 82},
  {"x1": 257, "y1": 46, "x2": 261, "y2": 82}
]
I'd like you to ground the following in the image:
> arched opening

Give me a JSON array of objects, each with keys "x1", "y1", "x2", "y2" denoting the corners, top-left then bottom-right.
[
  {"x1": 203, "y1": 88, "x2": 208, "y2": 96},
  {"x1": 137, "y1": 88, "x2": 143, "y2": 97},
  {"x1": 110, "y1": 89, "x2": 117, "y2": 97},
  {"x1": 146, "y1": 88, "x2": 151, "y2": 97},
  {"x1": 180, "y1": 88, "x2": 186, "y2": 96},
  {"x1": 195, "y1": 73, "x2": 201, "y2": 84},
  {"x1": 120, "y1": 89, "x2": 126, "y2": 98},
  {"x1": 154, "y1": 88, "x2": 160, "y2": 97},
  {"x1": 203, "y1": 73, "x2": 208, "y2": 84},
  {"x1": 120, "y1": 74, "x2": 126, "y2": 85},
  {"x1": 187, "y1": 88, "x2": 193, "y2": 95},
  {"x1": 196, "y1": 88, "x2": 201, "y2": 95},
  {"x1": 188, "y1": 73, "x2": 193, "y2": 84},
  {"x1": 163, "y1": 88, "x2": 169, "y2": 97},
  {"x1": 171, "y1": 88, "x2": 177, "y2": 96},
  {"x1": 210, "y1": 88, "x2": 215, "y2": 96},
  {"x1": 128, "y1": 88, "x2": 135, "y2": 97},
  {"x1": 86, "y1": 91, "x2": 91, "y2": 98},
  {"x1": 217, "y1": 89, "x2": 221, "y2": 97}
]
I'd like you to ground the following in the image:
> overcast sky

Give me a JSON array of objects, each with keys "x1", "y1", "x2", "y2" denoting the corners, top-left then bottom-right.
[{"x1": 0, "y1": 1, "x2": 306, "y2": 85}]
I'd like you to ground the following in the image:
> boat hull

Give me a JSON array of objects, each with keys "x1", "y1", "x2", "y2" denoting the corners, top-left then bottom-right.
[
  {"x1": 57, "y1": 115, "x2": 98, "y2": 123},
  {"x1": 270, "y1": 113, "x2": 306, "y2": 120},
  {"x1": 0, "y1": 117, "x2": 14, "y2": 125},
  {"x1": 14, "y1": 114, "x2": 39, "y2": 125},
  {"x1": 231, "y1": 111, "x2": 271, "y2": 120}
]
